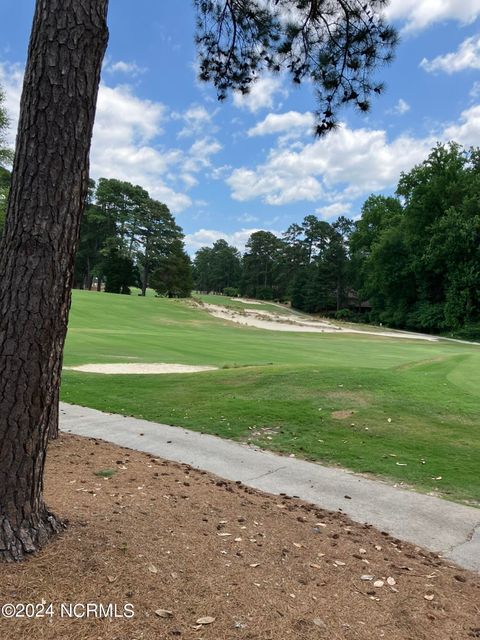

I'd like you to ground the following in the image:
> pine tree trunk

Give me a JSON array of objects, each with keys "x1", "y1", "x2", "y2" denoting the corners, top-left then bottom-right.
[
  {"x1": 47, "y1": 385, "x2": 60, "y2": 440},
  {"x1": 0, "y1": 0, "x2": 109, "y2": 562},
  {"x1": 142, "y1": 263, "x2": 149, "y2": 296}
]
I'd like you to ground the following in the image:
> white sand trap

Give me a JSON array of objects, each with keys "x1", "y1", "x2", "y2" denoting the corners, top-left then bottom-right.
[
  {"x1": 65, "y1": 363, "x2": 218, "y2": 375},
  {"x1": 231, "y1": 297, "x2": 265, "y2": 305},
  {"x1": 202, "y1": 303, "x2": 439, "y2": 342}
]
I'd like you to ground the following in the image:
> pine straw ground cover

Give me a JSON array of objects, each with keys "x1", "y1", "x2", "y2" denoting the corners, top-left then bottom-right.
[{"x1": 0, "y1": 435, "x2": 479, "y2": 640}]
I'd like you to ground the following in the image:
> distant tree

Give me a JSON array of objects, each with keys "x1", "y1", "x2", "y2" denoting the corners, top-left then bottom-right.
[
  {"x1": 211, "y1": 240, "x2": 242, "y2": 292},
  {"x1": 136, "y1": 198, "x2": 183, "y2": 296},
  {"x1": 0, "y1": 85, "x2": 13, "y2": 168},
  {"x1": 193, "y1": 239, "x2": 241, "y2": 293},
  {"x1": 193, "y1": 246, "x2": 214, "y2": 292},
  {"x1": 0, "y1": 87, "x2": 13, "y2": 237},
  {"x1": 74, "y1": 179, "x2": 115, "y2": 289},
  {"x1": 289, "y1": 218, "x2": 346, "y2": 313},
  {"x1": 399, "y1": 144, "x2": 480, "y2": 331},
  {"x1": 351, "y1": 143, "x2": 480, "y2": 333},
  {"x1": 329, "y1": 217, "x2": 354, "y2": 310},
  {"x1": 150, "y1": 240, "x2": 193, "y2": 298},
  {"x1": 95, "y1": 178, "x2": 150, "y2": 256},
  {"x1": 75, "y1": 180, "x2": 184, "y2": 295},
  {"x1": 223, "y1": 286, "x2": 240, "y2": 297},
  {"x1": 242, "y1": 231, "x2": 284, "y2": 299},
  {"x1": 349, "y1": 195, "x2": 403, "y2": 292},
  {"x1": 301, "y1": 215, "x2": 330, "y2": 262},
  {"x1": 274, "y1": 225, "x2": 305, "y2": 301},
  {"x1": 102, "y1": 241, "x2": 137, "y2": 295}
]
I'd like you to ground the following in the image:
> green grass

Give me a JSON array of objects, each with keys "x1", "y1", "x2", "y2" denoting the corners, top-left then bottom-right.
[{"x1": 62, "y1": 290, "x2": 480, "y2": 505}]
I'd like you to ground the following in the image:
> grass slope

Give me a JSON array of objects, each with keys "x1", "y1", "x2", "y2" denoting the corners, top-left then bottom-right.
[{"x1": 62, "y1": 291, "x2": 480, "y2": 504}]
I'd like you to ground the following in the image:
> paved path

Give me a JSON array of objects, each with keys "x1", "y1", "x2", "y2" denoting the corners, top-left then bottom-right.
[{"x1": 60, "y1": 402, "x2": 480, "y2": 573}]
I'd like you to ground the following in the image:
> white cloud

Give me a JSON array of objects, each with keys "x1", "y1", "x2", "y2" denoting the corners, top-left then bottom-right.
[
  {"x1": 90, "y1": 84, "x2": 193, "y2": 212},
  {"x1": 105, "y1": 60, "x2": 147, "y2": 77},
  {"x1": 227, "y1": 102, "x2": 480, "y2": 210},
  {"x1": 185, "y1": 227, "x2": 269, "y2": 253},
  {"x1": 233, "y1": 75, "x2": 287, "y2": 113},
  {"x1": 175, "y1": 103, "x2": 218, "y2": 138},
  {"x1": 210, "y1": 164, "x2": 233, "y2": 181},
  {"x1": 237, "y1": 213, "x2": 259, "y2": 223},
  {"x1": 384, "y1": 0, "x2": 480, "y2": 33},
  {"x1": 182, "y1": 137, "x2": 222, "y2": 173},
  {"x1": 227, "y1": 124, "x2": 433, "y2": 206},
  {"x1": 0, "y1": 61, "x2": 205, "y2": 213},
  {"x1": 421, "y1": 35, "x2": 480, "y2": 73},
  {"x1": 248, "y1": 111, "x2": 314, "y2": 137},
  {"x1": 228, "y1": 166, "x2": 324, "y2": 205},
  {"x1": 94, "y1": 84, "x2": 166, "y2": 144},
  {"x1": 391, "y1": 99, "x2": 411, "y2": 115},
  {"x1": 443, "y1": 104, "x2": 480, "y2": 146},
  {"x1": 180, "y1": 173, "x2": 199, "y2": 189},
  {"x1": 316, "y1": 202, "x2": 352, "y2": 220},
  {"x1": 470, "y1": 81, "x2": 480, "y2": 97}
]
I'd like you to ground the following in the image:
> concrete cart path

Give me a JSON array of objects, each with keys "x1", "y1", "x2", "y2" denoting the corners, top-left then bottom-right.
[{"x1": 60, "y1": 402, "x2": 480, "y2": 573}]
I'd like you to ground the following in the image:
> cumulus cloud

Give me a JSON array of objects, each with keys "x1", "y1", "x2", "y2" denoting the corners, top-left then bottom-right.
[
  {"x1": 237, "y1": 213, "x2": 259, "y2": 223},
  {"x1": 390, "y1": 99, "x2": 411, "y2": 115},
  {"x1": 227, "y1": 123, "x2": 434, "y2": 206},
  {"x1": 316, "y1": 202, "x2": 352, "y2": 220},
  {"x1": 174, "y1": 103, "x2": 218, "y2": 138},
  {"x1": 227, "y1": 100, "x2": 480, "y2": 210},
  {"x1": 228, "y1": 166, "x2": 323, "y2": 205},
  {"x1": 384, "y1": 0, "x2": 480, "y2": 33},
  {"x1": 185, "y1": 227, "x2": 272, "y2": 253},
  {"x1": 94, "y1": 84, "x2": 166, "y2": 144},
  {"x1": 90, "y1": 84, "x2": 193, "y2": 212},
  {"x1": 105, "y1": 60, "x2": 147, "y2": 77},
  {"x1": 443, "y1": 104, "x2": 480, "y2": 146},
  {"x1": 233, "y1": 75, "x2": 287, "y2": 113},
  {"x1": 182, "y1": 137, "x2": 222, "y2": 173},
  {"x1": 0, "y1": 60, "x2": 229, "y2": 213},
  {"x1": 421, "y1": 35, "x2": 480, "y2": 73},
  {"x1": 470, "y1": 81, "x2": 480, "y2": 97},
  {"x1": 248, "y1": 111, "x2": 314, "y2": 137}
]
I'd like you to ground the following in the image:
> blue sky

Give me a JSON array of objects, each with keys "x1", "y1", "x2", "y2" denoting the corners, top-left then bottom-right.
[{"x1": 1, "y1": 1, "x2": 480, "y2": 252}]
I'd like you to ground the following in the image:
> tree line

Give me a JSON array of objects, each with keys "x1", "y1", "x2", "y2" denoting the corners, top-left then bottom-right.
[{"x1": 193, "y1": 142, "x2": 480, "y2": 339}]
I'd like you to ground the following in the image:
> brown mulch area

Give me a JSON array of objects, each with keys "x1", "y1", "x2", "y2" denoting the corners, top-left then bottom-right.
[{"x1": 0, "y1": 434, "x2": 479, "y2": 640}]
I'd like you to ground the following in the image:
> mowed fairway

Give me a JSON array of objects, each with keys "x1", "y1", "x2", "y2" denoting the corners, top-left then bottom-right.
[{"x1": 62, "y1": 290, "x2": 480, "y2": 505}]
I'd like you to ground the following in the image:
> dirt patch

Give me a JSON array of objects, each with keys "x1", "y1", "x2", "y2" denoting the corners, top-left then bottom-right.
[
  {"x1": 64, "y1": 363, "x2": 218, "y2": 375},
  {"x1": 325, "y1": 391, "x2": 372, "y2": 407},
  {"x1": 332, "y1": 410, "x2": 356, "y2": 420},
  {"x1": 0, "y1": 434, "x2": 478, "y2": 640}
]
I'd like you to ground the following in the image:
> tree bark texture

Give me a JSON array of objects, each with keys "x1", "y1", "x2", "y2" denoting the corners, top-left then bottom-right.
[{"x1": 0, "y1": 0, "x2": 109, "y2": 561}]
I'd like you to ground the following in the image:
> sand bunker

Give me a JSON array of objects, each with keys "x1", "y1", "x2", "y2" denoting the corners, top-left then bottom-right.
[
  {"x1": 65, "y1": 363, "x2": 218, "y2": 375},
  {"x1": 202, "y1": 303, "x2": 439, "y2": 341},
  {"x1": 230, "y1": 297, "x2": 265, "y2": 305}
]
